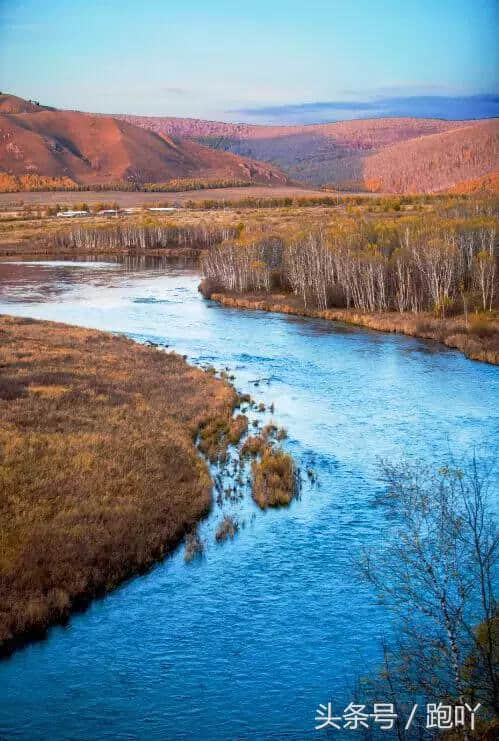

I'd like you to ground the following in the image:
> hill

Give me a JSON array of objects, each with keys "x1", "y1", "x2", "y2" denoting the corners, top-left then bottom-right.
[
  {"x1": 1, "y1": 94, "x2": 496, "y2": 193},
  {"x1": 0, "y1": 93, "x2": 54, "y2": 114},
  {"x1": 0, "y1": 100, "x2": 289, "y2": 188},
  {"x1": 363, "y1": 120, "x2": 499, "y2": 193},
  {"x1": 118, "y1": 113, "x2": 499, "y2": 192}
]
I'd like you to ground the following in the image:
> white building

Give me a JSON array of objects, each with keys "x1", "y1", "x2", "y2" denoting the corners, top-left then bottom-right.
[{"x1": 56, "y1": 210, "x2": 89, "y2": 218}]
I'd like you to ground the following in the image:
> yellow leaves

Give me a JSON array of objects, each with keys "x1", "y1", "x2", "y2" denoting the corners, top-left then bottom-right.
[
  {"x1": 475, "y1": 249, "x2": 494, "y2": 265},
  {"x1": 0, "y1": 173, "x2": 78, "y2": 193}
]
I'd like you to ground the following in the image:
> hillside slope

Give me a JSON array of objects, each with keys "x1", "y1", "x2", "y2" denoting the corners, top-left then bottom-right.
[
  {"x1": 0, "y1": 93, "x2": 54, "y2": 114},
  {"x1": 118, "y1": 113, "x2": 498, "y2": 191},
  {"x1": 363, "y1": 120, "x2": 498, "y2": 193},
  {"x1": 0, "y1": 104, "x2": 289, "y2": 187}
]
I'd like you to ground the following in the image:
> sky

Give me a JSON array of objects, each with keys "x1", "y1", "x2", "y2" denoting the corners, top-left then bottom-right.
[{"x1": 1, "y1": 0, "x2": 498, "y2": 123}]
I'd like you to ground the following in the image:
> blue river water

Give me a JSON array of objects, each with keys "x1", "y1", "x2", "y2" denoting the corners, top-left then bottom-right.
[{"x1": 0, "y1": 258, "x2": 497, "y2": 740}]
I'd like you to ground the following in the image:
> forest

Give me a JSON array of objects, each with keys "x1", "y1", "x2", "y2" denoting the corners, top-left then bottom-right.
[{"x1": 201, "y1": 209, "x2": 498, "y2": 318}]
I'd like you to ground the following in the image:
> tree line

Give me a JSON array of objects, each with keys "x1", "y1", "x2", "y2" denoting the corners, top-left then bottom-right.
[
  {"x1": 0, "y1": 174, "x2": 254, "y2": 194},
  {"x1": 52, "y1": 222, "x2": 238, "y2": 252},
  {"x1": 201, "y1": 216, "x2": 498, "y2": 316}
]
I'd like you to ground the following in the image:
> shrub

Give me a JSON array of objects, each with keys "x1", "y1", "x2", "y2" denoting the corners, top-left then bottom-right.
[
  {"x1": 198, "y1": 411, "x2": 248, "y2": 461},
  {"x1": 241, "y1": 435, "x2": 266, "y2": 457},
  {"x1": 252, "y1": 448, "x2": 296, "y2": 508}
]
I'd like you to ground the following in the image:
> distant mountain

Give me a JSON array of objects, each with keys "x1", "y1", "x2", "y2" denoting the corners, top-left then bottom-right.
[
  {"x1": 117, "y1": 113, "x2": 499, "y2": 193},
  {"x1": 363, "y1": 120, "x2": 499, "y2": 193},
  {"x1": 1, "y1": 95, "x2": 496, "y2": 193},
  {"x1": 0, "y1": 96, "x2": 289, "y2": 188}
]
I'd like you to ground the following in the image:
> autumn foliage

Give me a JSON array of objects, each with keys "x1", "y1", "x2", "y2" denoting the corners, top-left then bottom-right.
[{"x1": 202, "y1": 208, "x2": 498, "y2": 316}]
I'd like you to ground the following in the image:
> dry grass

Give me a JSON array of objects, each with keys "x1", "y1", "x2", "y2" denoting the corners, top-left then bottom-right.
[
  {"x1": 252, "y1": 448, "x2": 296, "y2": 509},
  {"x1": 0, "y1": 315, "x2": 237, "y2": 654},
  {"x1": 197, "y1": 413, "x2": 248, "y2": 462},
  {"x1": 228, "y1": 414, "x2": 249, "y2": 444},
  {"x1": 241, "y1": 435, "x2": 267, "y2": 457}
]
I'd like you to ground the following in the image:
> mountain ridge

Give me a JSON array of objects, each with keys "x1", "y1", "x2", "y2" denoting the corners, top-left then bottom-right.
[
  {"x1": 0, "y1": 95, "x2": 290, "y2": 188},
  {"x1": 0, "y1": 94, "x2": 497, "y2": 193},
  {"x1": 115, "y1": 112, "x2": 499, "y2": 192}
]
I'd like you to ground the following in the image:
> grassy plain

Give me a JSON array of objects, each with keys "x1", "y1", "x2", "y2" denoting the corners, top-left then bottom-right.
[{"x1": 0, "y1": 316, "x2": 237, "y2": 654}]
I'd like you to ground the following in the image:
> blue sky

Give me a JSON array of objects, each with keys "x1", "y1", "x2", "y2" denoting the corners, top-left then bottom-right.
[{"x1": 1, "y1": 0, "x2": 497, "y2": 123}]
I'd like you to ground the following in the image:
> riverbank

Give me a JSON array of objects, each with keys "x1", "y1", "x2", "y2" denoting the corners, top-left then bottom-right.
[
  {"x1": 0, "y1": 315, "x2": 238, "y2": 655},
  {"x1": 207, "y1": 289, "x2": 499, "y2": 365}
]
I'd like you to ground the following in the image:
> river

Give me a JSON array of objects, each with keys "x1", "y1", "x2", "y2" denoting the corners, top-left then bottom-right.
[{"x1": 0, "y1": 258, "x2": 497, "y2": 740}]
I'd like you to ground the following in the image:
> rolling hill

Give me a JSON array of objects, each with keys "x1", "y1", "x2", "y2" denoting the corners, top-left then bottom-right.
[
  {"x1": 0, "y1": 97, "x2": 290, "y2": 188},
  {"x1": 117, "y1": 113, "x2": 499, "y2": 193},
  {"x1": 363, "y1": 119, "x2": 499, "y2": 193},
  {"x1": 1, "y1": 94, "x2": 497, "y2": 193}
]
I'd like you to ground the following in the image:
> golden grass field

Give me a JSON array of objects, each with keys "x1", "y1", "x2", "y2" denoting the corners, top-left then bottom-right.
[{"x1": 0, "y1": 316, "x2": 238, "y2": 654}]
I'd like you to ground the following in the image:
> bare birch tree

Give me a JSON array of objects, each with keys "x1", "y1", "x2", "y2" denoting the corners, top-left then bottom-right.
[{"x1": 361, "y1": 452, "x2": 498, "y2": 729}]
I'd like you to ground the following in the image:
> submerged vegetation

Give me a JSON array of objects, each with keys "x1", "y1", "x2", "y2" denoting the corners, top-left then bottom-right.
[
  {"x1": 215, "y1": 515, "x2": 239, "y2": 542},
  {"x1": 0, "y1": 315, "x2": 239, "y2": 654},
  {"x1": 197, "y1": 413, "x2": 248, "y2": 462},
  {"x1": 184, "y1": 528, "x2": 204, "y2": 562},
  {"x1": 239, "y1": 421, "x2": 299, "y2": 508},
  {"x1": 241, "y1": 434, "x2": 268, "y2": 458}
]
